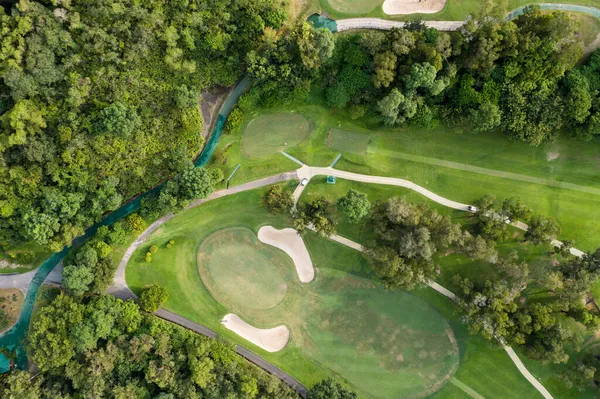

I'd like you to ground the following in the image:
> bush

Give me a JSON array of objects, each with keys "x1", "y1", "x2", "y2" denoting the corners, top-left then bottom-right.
[
  {"x1": 213, "y1": 144, "x2": 232, "y2": 165},
  {"x1": 225, "y1": 107, "x2": 244, "y2": 132},
  {"x1": 207, "y1": 167, "x2": 225, "y2": 184},
  {"x1": 126, "y1": 213, "x2": 147, "y2": 235},
  {"x1": 262, "y1": 185, "x2": 294, "y2": 215},
  {"x1": 167, "y1": 239, "x2": 175, "y2": 249},
  {"x1": 149, "y1": 245, "x2": 158, "y2": 254},
  {"x1": 96, "y1": 241, "x2": 112, "y2": 259},
  {"x1": 145, "y1": 252, "x2": 152, "y2": 263},
  {"x1": 337, "y1": 189, "x2": 371, "y2": 223},
  {"x1": 107, "y1": 222, "x2": 127, "y2": 245},
  {"x1": 138, "y1": 284, "x2": 168, "y2": 312}
]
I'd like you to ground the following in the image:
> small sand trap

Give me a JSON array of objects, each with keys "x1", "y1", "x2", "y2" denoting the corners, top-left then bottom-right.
[
  {"x1": 258, "y1": 226, "x2": 315, "y2": 283},
  {"x1": 221, "y1": 313, "x2": 290, "y2": 352},
  {"x1": 383, "y1": 0, "x2": 446, "y2": 15},
  {"x1": 546, "y1": 151, "x2": 560, "y2": 161}
]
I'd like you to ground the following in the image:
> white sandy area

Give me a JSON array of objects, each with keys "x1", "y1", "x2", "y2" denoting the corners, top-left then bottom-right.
[
  {"x1": 221, "y1": 313, "x2": 290, "y2": 352},
  {"x1": 383, "y1": 0, "x2": 446, "y2": 15},
  {"x1": 258, "y1": 226, "x2": 315, "y2": 283}
]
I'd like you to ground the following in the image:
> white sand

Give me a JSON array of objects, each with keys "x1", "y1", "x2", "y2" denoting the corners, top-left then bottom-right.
[
  {"x1": 258, "y1": 226, "x2": 315, "y2": 283},
  {"x1": 382, "y1": 0, "x2": 446, "y2": 15},
  {"x1": 221, "y1": 313, "x2": 290, "y2": 352}
]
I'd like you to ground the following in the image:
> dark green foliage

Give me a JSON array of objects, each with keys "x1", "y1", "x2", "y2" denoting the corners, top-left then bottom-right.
[
  {"x1": 138, "y1": 284, "x2": 168, "y2": 312},
  {"x1": 17, "y1": 294, "x2": 298, "y2": 398},
  {"x1": 367, "y1": 197, "x2": 465, "y2": 289},
  {"x1": 93, "y1": 102, "x2": 141, "y2": 138},
  {"x1": 308, "y1": 378, "x2": 357, "y2": 399},
  {"x1": 0, "y1": 0, "x2": 284, "y2": 252},
  {"x1": 158, "y1": 166, "x2": 213, "y2": 213},
  {"x1": 262, "y1": 185, "x2": 294, "y2": 215},
  {"x1": 336, "y1": 189, "x2": 371, "y2": 223},
  {"x1": 294, "y1": 196, "x2": 336, "y2": 237}
]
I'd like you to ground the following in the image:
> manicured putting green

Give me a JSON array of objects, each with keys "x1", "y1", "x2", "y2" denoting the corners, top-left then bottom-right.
[
  {"x1": 327, "y1": 128, "x2": 370, "y2": 155},
  {"x1": 242, "y1": 113, "x2": 311, "y2": 158},
  {"x1": 198, "y1": 228, "x2": 289, "y2": 311},
  {"x1": 327, "y1": 0, "x2": 383, "y2": 14}
]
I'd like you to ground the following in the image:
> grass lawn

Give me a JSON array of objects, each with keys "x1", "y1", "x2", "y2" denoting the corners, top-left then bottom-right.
[
  {"x1": 123, "y1": 185, "x2": 576, "y2": 398},
  {"x1": 223, "y1": 103, "x2": 600, "y2": 252},
  {"x1": 241, "y1": 113, "x2": 311, "y2": 159},
  {"x1": 312, "y1": 0, "x2": 600, "y2": 21},
  {"x1": 126, "y1": 187, "x2": 465, "y2": 398}
]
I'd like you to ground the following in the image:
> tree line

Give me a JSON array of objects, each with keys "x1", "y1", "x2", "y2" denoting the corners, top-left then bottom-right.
[{"x1": 243, "y1": 6, "x2": 600, "y2": 145}]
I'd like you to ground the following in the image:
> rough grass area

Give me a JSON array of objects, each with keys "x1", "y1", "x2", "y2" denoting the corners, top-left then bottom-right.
[
  {"x1": 126, "y1": 187, "x2": 460, "y2": 398},
  {"x1": 198, "y1": 228, "x2": 290, "y2": 311},
  {"x1": 326, "y1": 128, "x2": 370, "y2": 155},
  {"x1": 0, "y1": 288, "x2": 24, "y2": 334},
  {"x1": 241, "y1": 113, "x2": 311, "y2": 159}
]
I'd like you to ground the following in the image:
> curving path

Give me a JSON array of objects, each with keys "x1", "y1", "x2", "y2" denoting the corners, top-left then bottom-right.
[
  {"x1": 113, "y1": 162, "x2": 584, "y2": 399},
  {"x1": 322, "y1": 231, "x2": 553, "y2": 399},
  {"x1": 335, "y1": 4, "x2": 600, "y2": 32}
]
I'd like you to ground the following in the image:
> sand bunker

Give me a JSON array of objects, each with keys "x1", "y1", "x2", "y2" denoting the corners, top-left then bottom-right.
[
  {"x1": 383, "y1": 0, "x2": 446, "y2": 15},
  {"x1": 221, "y1": 313, "x2": 290, "y2": 352},
  {"x1": 258, "y1": 226, "x2": 314, "y2": 283}
]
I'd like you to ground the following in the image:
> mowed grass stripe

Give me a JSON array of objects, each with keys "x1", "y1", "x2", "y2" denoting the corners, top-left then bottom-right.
[
  {"x1": 368, "y1": 147, "x2": 600, "y2": 196},
  {"x1": 450, "y1": 378, "x2": 485, "y2": 399}
]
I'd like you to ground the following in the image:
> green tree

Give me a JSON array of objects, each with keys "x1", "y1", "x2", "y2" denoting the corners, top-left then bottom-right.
[
  {"x1": 308, "y1": 378, "x2": 357, "y2": 399},
  {"x1": 525, "y1": 215, "x2": 561, "y2": 245},
  {"x1": 94, "y1": 102, "x2": 141, "y2": 138},
  {"x1": 336, "y1": 189, "x2": 371, "y2": 223},
  {"x1": 262, "y1": 185, "x2": 294, "y2": 215},
  {"x1": 0, "y1": 370, "x2": 41, "y2": 399},
  {"x1": 138, "y1": 284, "x2": 169, "y2": 312}
]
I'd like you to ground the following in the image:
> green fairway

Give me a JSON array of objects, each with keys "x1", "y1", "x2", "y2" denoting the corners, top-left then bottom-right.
[
  {"x1": 126, "y1": 187, "x2": 463, "y2": 398},
  {"x1": 241, "y1": 113, "x2": 311, "y2": 159},
  {"x1": 327, "y1": 0, "x2": 381, "y2": 14},
  {"x1": 232, "y1": 104, "x2": 600, "y2": 251},
  {"x1": 327, "y1": 128, "x2": 371, "y2": 155},
  {"x1": 316, "y1": 0, "x2": 600, "y2": 21}
]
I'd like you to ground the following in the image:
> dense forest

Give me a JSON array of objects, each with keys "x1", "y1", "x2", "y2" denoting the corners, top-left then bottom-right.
[
  {"x1": 0, "y1": 0, "x2": 285, "y2": 257},
  {"x1": 243, "y1": 5, "x2": 600, "y2": 145},
  {"x1": 0, "y1": 293, "x2": 299, "y2": 398}
]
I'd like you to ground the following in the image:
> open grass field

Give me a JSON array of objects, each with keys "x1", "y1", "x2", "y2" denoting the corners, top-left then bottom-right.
[
  {"x1": 127, "y1": 187, "x2": 462, "y2": 398},
  {"x1": 241, "y1": 113, "x2": 311, "y2": 159},
  {"x1": 125, "y1": 187, "x2": 552, "y2": 399},
  {"x1": 220, "y1": 104, "x2": 600, "y2": 252}
]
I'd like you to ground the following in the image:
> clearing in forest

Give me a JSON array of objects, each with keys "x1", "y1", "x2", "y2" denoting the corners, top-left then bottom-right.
[{"x1": 242, "y1": 113, "x2": 311, "y2": 158}]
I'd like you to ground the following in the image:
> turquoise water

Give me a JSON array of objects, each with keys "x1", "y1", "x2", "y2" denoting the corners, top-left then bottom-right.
[
  {"x1": 0, "y1": 77, "x2": 249, "y2": 373},
  {"x1": 308, "y1": 13, "x2": 338, "y2": 32}
]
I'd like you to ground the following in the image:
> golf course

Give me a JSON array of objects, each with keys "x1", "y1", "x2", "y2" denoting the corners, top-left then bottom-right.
[{"x1": 3, "y1": 1, "x2": 600, "y2": 399}]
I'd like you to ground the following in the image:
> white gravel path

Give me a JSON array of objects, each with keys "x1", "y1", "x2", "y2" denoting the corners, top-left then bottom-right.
[
  {"x1": 221, "y1": 313, "x2": 290, "y2": 352},
  {"x1": 258, "y1": 226, "x2": 314, "y2": 283},
  {"x1": 336, "y1": 18, "x2": 464, "y2": 32}
]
